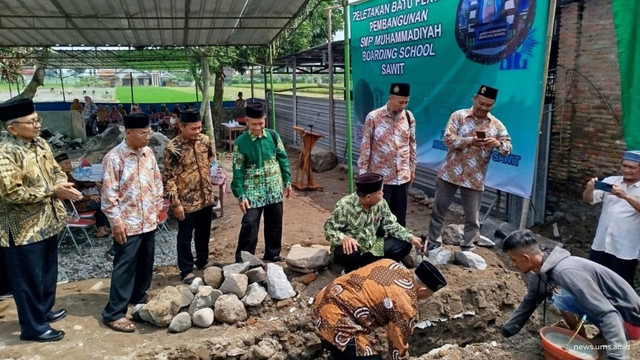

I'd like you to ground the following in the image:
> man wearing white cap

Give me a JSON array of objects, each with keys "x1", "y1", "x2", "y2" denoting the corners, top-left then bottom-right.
[{"x1": 583, "y1": 150, "x2": 640, "y2": 285}]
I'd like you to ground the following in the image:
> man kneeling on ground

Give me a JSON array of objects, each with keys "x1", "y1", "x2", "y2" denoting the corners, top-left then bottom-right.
[
  {"x1": 500, "y1": 229, "x2": 640, "y2": 360},
  {"x1": 313, "y1": 259, "x2": 447, "y2": 360},
  {"x1": 324, "y1": 172, "x2": 424, "y2": 273}
]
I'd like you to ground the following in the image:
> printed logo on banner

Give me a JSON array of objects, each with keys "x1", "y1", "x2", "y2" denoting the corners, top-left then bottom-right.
[{"x1": 455, "y1": 0, "x2": 536, "y2": 64}]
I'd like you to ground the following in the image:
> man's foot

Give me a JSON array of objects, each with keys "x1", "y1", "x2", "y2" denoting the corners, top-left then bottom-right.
[
  {"x1": 182, "y1": 273, "x2": 196, "y2": 284},
  {"x1": 104, "y1": 318, "x2": 136, "y2": 333},
  {"x1": 96, "y1": 227, "x2": 108, "y2": 237},
  {"x1": 427, "y1": 242, "x2": 442, "y2": 251},
  {"x1": 47, "y1": 309, "x2": 67, "y2": 323},
  {"x1": 263, "y1": 256, "x2": 285, "y2": 262},
  {"x1": 20, "y1": 329, "x2": 65, "y2": 342},
  {"x1": 0, "y1": 292, "x2": 12, "y2": 301}
]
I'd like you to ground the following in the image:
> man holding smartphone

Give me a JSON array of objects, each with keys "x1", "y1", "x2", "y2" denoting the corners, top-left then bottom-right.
[
  {"x1": 426, "y1": 85, "x2": 512, "y2": 252},
  {"x1": 583, "y1": 150, "x2": 640, "y2": 285}
]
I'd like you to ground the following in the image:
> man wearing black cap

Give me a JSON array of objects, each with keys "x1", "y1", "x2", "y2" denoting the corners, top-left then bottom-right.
[
  {"x1": 0, "y1": 97, "x2": 83, "y2": 342},
  {"x1": 427, "y1": 85, "x2": 511, "y2": 252},
  {"x1": 163, "y1": 109, "x2": 217, "y2": 284},
  {"x1": 313, "y1": 258, "x2": 447, "y2": 360},
  {"x1": 325, "y1": 172, "x2": 424, "y2": 273},
  {"x1": 101, "y1": 113, "x2": 164, "y2": 332},
  {"x1": 358, "y1": 83, "x2": 416, "y2": 226},
  {"x1": 231, "y1": 102, "x2": 291, "y2": 263}
]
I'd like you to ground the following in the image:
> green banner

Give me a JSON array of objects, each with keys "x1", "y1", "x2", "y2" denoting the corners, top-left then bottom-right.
[{"x1": 612, "y1": 0, "x2": 640, "y2": 150}]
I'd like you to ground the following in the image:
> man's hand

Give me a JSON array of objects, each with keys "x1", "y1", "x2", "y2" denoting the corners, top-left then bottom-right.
[
  {"x1": 410, "y1": 236, "x2": 424, "y2": 251},
  {"x1": 342, "y1": 236, "x2": 360, "y2": 255},
  {"x1": 54, "y1": 182, "x2": 83, "y2": 201},
  {"x1": 173, "y1": 205, "x2": 185, "y2": 221},
  {"x1": 409, "y1": 172, "x2": 415, "y2": 187},
  {"x1": 238, "y1": 199, "x2": 250, "y2": 214},
  {"x1": 471, "y1": 138, "x2": 487, "y2": 147},
  {"x1": 585, "y1": 177, "x2": 597, "y2": 191},
  {"x1": 611, "y1": 184, "x2": 625, "y2": 198},
  {"x1": 112, "y1": 223, "x2": 127, "y2": 245},
  {"x1": 284, "y1": 186, "x2": 291, "y2": 199},
  {"x1": 483, "y1": 138, "x2": 501, "y2": 148}
]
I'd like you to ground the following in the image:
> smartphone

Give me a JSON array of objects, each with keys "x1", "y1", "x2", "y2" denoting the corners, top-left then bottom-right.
[
  {"x1": 476, "y1": 131, "x2": 486, "y2": 139},
  {"x1": 594, "y1": 181, "x2": 613, "y2": 192}
]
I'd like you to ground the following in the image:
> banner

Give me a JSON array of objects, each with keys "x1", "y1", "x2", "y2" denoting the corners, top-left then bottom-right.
[
  {"x1": 612, "y1": 0, "x2": 640, "y2": 150},
  {"x1": 350, "y1": 0, "x2": 550, "y2": 198}
]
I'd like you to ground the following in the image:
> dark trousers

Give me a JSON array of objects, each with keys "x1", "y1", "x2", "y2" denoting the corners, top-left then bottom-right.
[
  {"x1": 589, "y1": 249, "x2": 638, "y2": 286},
  {"x1": 322, "y1": 340, "x2": 382, "y2": 360},
  {"x1": 0, "y1": 251, "x2": 10, "y2": 295},
  {"x1": 177, "y1": 205, "x2": 213, "y2": 278},
  {"x1": 102, "y1": 231, "x2": 155, "y2": 322},
  {"x1": 333, "y1": 237, "x2": 412, "y2": 273},
  {"x1": 383, "y1": 183, "x2": 409, "y2": 227},
  {"x1": 1, "y1": 235, "x2": 58, "y2": 337},
  {"x1": 235, "y1": 202, "x2": 283, "y2": 262},
  {"x1": 83, "y1": 199, "x2": 109, "y2": 227}
]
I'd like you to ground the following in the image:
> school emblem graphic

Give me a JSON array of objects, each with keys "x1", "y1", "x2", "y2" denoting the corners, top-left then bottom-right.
[{"x1": 455, "y1": 0, "x2": 535, "y2": 64}]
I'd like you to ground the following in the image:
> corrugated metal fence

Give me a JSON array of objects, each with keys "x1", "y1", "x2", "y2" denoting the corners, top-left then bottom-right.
[{"x1": 272, "y1": 94, "x2": 550, "y2": 226}]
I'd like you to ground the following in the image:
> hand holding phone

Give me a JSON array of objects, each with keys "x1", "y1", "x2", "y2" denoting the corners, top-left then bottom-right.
[{"x1": 594, "y1": 181, "x2": 613, "y2": 192}]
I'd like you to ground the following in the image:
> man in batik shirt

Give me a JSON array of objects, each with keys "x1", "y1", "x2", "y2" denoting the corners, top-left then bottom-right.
[
  {"x1": 163, "y1": 109, "x2": 216, "y2": 284},
  {"x1": 426, "y1": 85, "x2": 511, "y2": 252},
  {"x1": 0, "y1": 97, "x2": 82, "y2": 342},
  {"x1": 325, "y1": 173, "x2": 423, "y2": 273},
  {"x1": 101, "y1": 113, "x2": 163, "y2": 333},
  {"x1": 313, "y1": 259, "x2": 447, "y2": 360},
  {"x1": 358, "y1": 83, "x2": 416, "y2": 226},
  {"x1": 231, "y1": 102, "x2": 291, "y2": 263}
]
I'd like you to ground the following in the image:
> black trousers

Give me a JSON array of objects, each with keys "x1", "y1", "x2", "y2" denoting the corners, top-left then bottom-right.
[
  {"x1": 102, "y1": 231, "x2": 155, "y2": 323},
  {"x1": 383, "y1": 183, "x2": 409, "y2": 227},
  {"x1": 176, "y1": 205, "x2": 213, "y2": 278},
  {"x1": 1, "y1": 234, "x2": 58, "y2": 337},
  {"x1": 235, "y1": 202, "x2": 283, "y2": 262},
  {"x1": 0, "y1": 251, "x2": 10, "y2": 295},
  {"x1": 83, "y1": 199, "x2": 109, "y2": 228},
  {"x1": 322, "y1": 340, "x2": 382, "y2": 360},
  {"x1": 333, "y1": 237, "x2": 412, "y2": 273},
  {"x1": 589, "y1": 249, "x2": 638, "y2": 286}
]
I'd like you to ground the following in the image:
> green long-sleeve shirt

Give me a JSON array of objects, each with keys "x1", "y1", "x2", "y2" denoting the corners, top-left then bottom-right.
[
  {"x1": 231, "y1": 129, "x2": 291, "y2": 208},
  {"x1": 324, "y1": 193, "x2": 413, "y2": 256}
]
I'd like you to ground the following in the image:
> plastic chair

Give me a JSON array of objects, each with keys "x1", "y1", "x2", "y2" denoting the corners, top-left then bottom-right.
[{"x1": 58, "y1": 201, "x2": 95, "y2": 255}]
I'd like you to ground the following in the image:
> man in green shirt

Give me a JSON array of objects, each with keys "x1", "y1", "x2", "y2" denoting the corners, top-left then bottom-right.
[
  {"x1": 325, "y1": 172, "x2": 424, "y2": 273},
  {"x1": 231, "y1": 102, "x2": 291, "y2": 263}
]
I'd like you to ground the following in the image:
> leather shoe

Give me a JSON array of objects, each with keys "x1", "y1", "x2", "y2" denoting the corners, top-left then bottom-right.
[
  {"x1": 20, "y1": 329, "x2": 65, "y2": 342},
  {"x1": 264, "y1": 255, "x2": 285, "y2": 262},
  {"x1": 47, "y1": 309, "x2": 67, "y2": 323}
]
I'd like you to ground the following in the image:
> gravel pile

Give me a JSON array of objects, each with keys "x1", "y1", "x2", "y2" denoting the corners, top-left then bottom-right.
[{"x1": 57, "y1": 227, "x2": 181, "y2": 282}]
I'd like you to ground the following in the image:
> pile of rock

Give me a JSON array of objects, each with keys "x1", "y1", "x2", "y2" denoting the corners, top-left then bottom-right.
[
  {"x1": 427, "y1": 224, "x2": 493, "y2": 270},
  {"x1": 81, "y1": 126, "x2": 169, "y2": 166},
  {"x1": 131, "y1": 252, "x2": 298, "y2": 333},
  {"x1": 40, "y1": 128, "x2": 83, "y2": 150}
]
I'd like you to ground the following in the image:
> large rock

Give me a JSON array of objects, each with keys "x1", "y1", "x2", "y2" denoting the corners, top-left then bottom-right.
[
  {"x1": 453, "y1": 251, "x2": 487, "y2": 270},
  {"x1": 285, "y1": 245, "x2": 330, "y2": 273},
  {"x1": 246, "y1": 267, "x2": 267, "y2": 284},
  {"x1": 145, "y1": 299, "x2": 176, "y2": 327},
  {"x1": 441, "y1": 224, "x2": 464, "y2": 245},
  {"x1": 188, "y1": 286, "x2": 221, "y2": 315},
  {"x1": 189, "y1": 277, "x2": 204, "y2": 293},
  {"x1": 192, "y1": 308, "x2": 214, "y2": 328},
  {"x1": 310, "y1": 147, "x2": 338, "y2": 173},
  {"x1": 214, "y1": 294, "x2": 247, "y2": 324},
  {"x1": 428, "y1": 248, "x2": 452, "y2": 265},
  {"x1": 131, "y1": 303, "x2": 152, "y2": 323},
  {"x1": 241, "y1": 251, "x2": 266, "y2": 268},
  {"x1": 175, "y1": 285, "x2": 195, "y2": 308},
  {"x1": 241, "y1": 283, "x2": 268, "y2": 307},
  {"x1": 219, "y1": 274, "x2": 249, "y2": 298},
  {"x1": 168, "y1": 312, "x2": 192, "y2": 333},
  {"x1": 266, "y1": 263, "x2": 296, "y2": 300},
  {"x1": 223, "y1": 262, "x2": 250, "y2": 278},
  {"x1": 203, "y1": 266, "x2": 224, "y2": 289},
  {"x1": 475, "y1": 235, "x2": 496, "y2": 248}
]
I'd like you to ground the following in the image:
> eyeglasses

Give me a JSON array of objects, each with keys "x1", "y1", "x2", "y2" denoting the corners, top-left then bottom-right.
[
  {"x1": 12, "y1": 116, "x2": 42, "y2": 127},
  {"x1": 132, "y1": 131, "x2": 152, "y2": 138}
]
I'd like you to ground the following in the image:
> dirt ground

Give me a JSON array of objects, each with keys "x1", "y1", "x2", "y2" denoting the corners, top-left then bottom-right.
[{"x1": 0, "y1": 148, "x2": 638, "y2": 360}]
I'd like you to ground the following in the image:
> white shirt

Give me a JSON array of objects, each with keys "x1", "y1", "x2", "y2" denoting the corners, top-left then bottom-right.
[{"x1": 590, "y1": 176, "x2": 640, "y2": 260}]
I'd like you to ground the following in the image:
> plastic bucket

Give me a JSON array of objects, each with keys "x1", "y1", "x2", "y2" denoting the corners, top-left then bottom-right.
[{"x1": 539, "y1": 326, "x2": 598, "y2": 360}]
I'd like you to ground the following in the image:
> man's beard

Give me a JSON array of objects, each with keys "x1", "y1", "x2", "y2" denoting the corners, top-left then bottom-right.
[{"x1": 389, "y1": 110, "x2": 400, "y2": 120}]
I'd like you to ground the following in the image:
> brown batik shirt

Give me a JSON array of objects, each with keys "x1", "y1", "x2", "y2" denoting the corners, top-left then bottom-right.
[
  {"x1": 0, "y1": 135, "x2": 68, "y2": 247},
  {"x1": 163, "y1": 133, "x2": 216, "y2": 214},
  {"x1": 313, "y1": 259, "x2": 418, "y2": 359}
]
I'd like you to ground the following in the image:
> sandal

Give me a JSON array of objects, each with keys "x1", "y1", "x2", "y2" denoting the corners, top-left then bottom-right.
[
  {"x1": 182, "y1": 273, "x2": 196, "y2": 284},
  {"x1": 104, "y1": 318, "x2": 136, "y2": 333}
]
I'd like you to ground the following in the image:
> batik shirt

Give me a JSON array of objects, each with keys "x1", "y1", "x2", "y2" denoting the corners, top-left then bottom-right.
[
  {"x1": 358, "y1": 104, "x2": 416, "y2": 185},
  {"x1": 313, "y1": 259, "x2": 418, "y2": 359},
  {"x1": 163, "y1": 133, "x2": 216, "y2": 214},
  {"x1": 231, "y1": 129, "x2": 291, "y2": 208},
  {"x1": 101, "y1": 141, "x2": 164, "y2": 236},
  {"x1": 438, "y1": 107, "x2": 512, "y2": 191},
  {"x1": 0, "y1": 135, "x2": 68, "y2": 247},
  {"x1": 324, "y1": 193, "x2": 413, "y2": 256}
]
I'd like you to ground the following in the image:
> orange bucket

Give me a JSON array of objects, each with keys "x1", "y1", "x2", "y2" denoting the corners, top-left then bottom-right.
[{"x1": 539, "y1": 326, "x2": 598, "y2": 360}]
